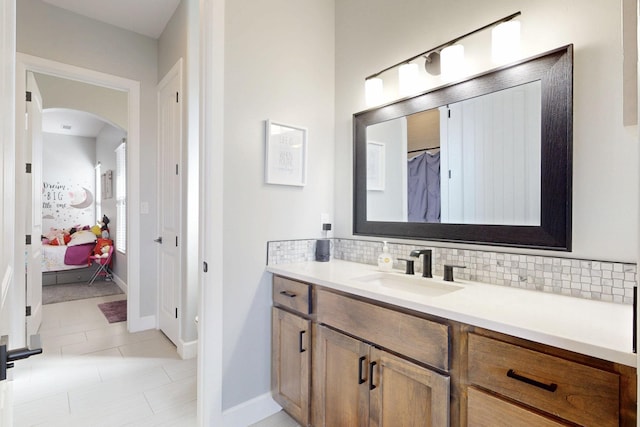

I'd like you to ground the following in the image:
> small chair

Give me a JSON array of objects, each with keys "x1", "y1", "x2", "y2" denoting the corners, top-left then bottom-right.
[{"x1": 87, "y1": 245, "x2": 114, "y2": 285}]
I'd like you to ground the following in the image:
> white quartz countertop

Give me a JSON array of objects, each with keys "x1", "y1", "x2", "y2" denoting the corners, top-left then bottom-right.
[{"x1": 266, "y1": 260, "x2": 637, "y2": 367}]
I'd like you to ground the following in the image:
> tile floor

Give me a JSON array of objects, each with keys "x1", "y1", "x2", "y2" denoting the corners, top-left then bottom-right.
[
  {"x1": 249, "y1": 411, "x2": 299, "y2": 427},
  {"x1": 10, "y1": 293, "x2": 299, "y2": 427},
  {"x1": 11, "y1": 294, "x2": 197, "y2": 427}
]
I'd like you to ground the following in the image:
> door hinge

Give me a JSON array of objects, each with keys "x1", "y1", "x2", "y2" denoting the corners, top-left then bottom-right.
[
  {"x1": 25, "y1": 235, "x2": 31, "y2": 245},
  {"x1": 175, "y1": 164, "x2": 178, "y2": 175},
  {"x1": 175, "y1": 236, "x2": 178, "y2": 247},
  {"x1": 203, "y1": 262, "x2": 208, "y2": 273},
  {"x1": 175, "y1": 308, "x2": 178, "y2": 319},
  {"x1": 26, "y1": 163, "x2": 32, "y2": 173},
  {"x1": 176, "y1": 92, "x2": 179, "y2": 103},
  {"x1": 448, "y1": 108, "x2": 451, "y2": 118},
  {"x1": 26, "y1": 91, "x2": 32, "y2": 102},
  {"x1": 26, "y1": 306, "x2": 31, "y2": 317}
]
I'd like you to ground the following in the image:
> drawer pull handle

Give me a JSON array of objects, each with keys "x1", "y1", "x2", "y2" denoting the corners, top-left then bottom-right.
[
  {"x1": 299, "y1": 330, "x2": 306, "y2": 353},
  {"x1": 369, "y1": 361, "x2": 377, "y2": 390},
  {"x1": 507, "y1": 369, "x2": 557, "y2": 392},
  {"x1": 358, "y1": 356, "x2": 366, "y2": 384},
  {"x1": 279, "y1": 290, "x2": 297, "y2": 298}
]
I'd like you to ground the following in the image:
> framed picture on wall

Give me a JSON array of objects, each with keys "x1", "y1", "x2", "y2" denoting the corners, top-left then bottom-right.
[
  {"x1": 264, "y1": 120, "x2": 307, "y2": 186},
  {"x1": 103, "y1": 169, "x2": 113, "y2": 199}
]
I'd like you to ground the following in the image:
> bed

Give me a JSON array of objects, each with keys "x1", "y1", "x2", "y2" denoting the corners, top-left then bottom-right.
[{"x1": 41, "y1": 229, "x2": 101, "y2": 285}]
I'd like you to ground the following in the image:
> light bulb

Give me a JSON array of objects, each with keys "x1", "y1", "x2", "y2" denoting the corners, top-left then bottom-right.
[
  {"x1": 441, "y1": 44, "x2": 465, "y2": 79},
  {"x1": 398, "y1": 63, "x2": 419, "y2": 97},
  {"x1": 365, "y1": 78, "x2": 384, "y2": 107},
  {"x1": 492, "y1": 20, "x2": 521, "y2": 64}
]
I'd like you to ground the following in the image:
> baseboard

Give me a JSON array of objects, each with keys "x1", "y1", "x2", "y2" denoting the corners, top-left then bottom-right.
[
  {"x1": 222, "y1": 392, "x2": 281, "y2": 427},
  {"x1": 112, "y1": 273, "x2": 127, "y2": 295},
  {"x1": 129, "y1": 314, "x2": 156, "y2": 333},
  {"x1": 178, "y1": 339, "x2": 198, "y2": 359}
]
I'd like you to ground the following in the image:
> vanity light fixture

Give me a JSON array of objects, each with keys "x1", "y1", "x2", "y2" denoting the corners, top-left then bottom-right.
[
  {"x1": 364, "y1": 11, "x2": 521, "y2": 104},
  {"x1": 398, "y1": 62, "x2": 420, "y2": 96}
]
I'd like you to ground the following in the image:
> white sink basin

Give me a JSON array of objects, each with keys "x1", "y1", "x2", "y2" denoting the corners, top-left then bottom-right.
[{"x1": 353, "y1": 272, "x2": 463, "y2": 297}]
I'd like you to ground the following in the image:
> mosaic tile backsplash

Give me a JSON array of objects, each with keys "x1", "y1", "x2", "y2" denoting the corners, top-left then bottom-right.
[{"x1": 267, "y1": 238, "x2": 637, "y2": 305}]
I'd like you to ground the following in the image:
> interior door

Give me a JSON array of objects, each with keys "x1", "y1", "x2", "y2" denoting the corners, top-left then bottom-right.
[
  {"x1": 0, "y1": 1, "x2": 16, "y2": 423},
  {"x1": 25, "y1": 71, "x2": 43, "y2": 337},
  {"x1": 157, "y1": 62, "x2": 182, "y2": 346}
]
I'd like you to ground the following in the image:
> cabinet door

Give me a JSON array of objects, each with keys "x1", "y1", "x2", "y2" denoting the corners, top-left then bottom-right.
[
  {"x1": 369, "y1": 348, "x2": 449, "y2": 427},
  {"x1": 272, "y1": 307, "x2": 311, "y2": 426},
  {"x1": 313, "y1": 325, "x2": 370, "y2": 427}
]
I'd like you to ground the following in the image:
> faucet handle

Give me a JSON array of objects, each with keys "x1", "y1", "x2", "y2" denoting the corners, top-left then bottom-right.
[
  {"x1": 443, "y1": 265, "x2": 466, "y2": 282},
  {"x1": 397, "y1": 258, "x2": 415, "y2": 275}
]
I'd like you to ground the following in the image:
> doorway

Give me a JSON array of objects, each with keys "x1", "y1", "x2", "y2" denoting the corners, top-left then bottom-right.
[
  {"x1": 15, "y1": 53, "x2": 144, "y2": 334},
  {"x1": 33, "y1": 73, "x2": 129, "y2": 308}
]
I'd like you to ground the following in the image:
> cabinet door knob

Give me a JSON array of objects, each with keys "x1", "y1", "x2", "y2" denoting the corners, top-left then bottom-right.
[
  {"x1": 358, "y1": 356, "x2": 367, "y2": 384},
  {"x1": 506, "y1": 369, "x2": 557, "y2": 392},
  {"x1": 299, "y1": 330, "x2": 306, "y2": 353},
  {"x1": 279, "y1": 290, "x2": 297, "y2": 298},
  {"x1": 369, "y1": 361, "x2": 377, "y2": 390}
]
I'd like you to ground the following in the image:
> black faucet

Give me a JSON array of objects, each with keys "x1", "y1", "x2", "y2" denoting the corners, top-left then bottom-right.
[
  {"x1": 409, "y1": 249, "x2": 432, "y2": 278},
  {"x1": 443, "y1": 264, "x2": 466, "y2": 282}
]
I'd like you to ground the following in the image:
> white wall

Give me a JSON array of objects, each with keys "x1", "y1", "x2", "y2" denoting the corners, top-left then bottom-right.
[
  {"x1": 335, "y1": 0, "x2": 639, "y2": 262},
  {"x1": 17, "y1": 0, "x2": 159, "y2": 316},
  {"x1": 42, "y1": 133, "x2": 95, "y2": 231},
  {"x1": 222, "y1": 0, "x2": 335, "y2": 410},
  {"x1": 96, "y1": 124, "x2": 127, "y2": 281}
]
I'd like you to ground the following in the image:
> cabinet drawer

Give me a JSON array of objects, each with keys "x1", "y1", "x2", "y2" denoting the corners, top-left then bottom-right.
[
  {"x1": 273, "y1": 276, "x2": 311, "y2": 315},
  {"x1": 316, "y1": 289, "x2": 449, "y2": 371},
  {"x1": 468, "y1": 333, "x2": 620, "y2": 427},
  {"x1": 467, "y1": 387, "x2": 570, "y2": 427}
]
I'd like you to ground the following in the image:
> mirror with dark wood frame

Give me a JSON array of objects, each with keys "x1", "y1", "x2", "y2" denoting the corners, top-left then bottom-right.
[{"x1": 353, "y1": 45, "x2": 572, "y2": 251}]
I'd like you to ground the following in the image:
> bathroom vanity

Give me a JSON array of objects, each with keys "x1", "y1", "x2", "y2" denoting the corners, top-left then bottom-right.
[{"x1": 268, "y1": 260, "x2": 636, "y2": 427}]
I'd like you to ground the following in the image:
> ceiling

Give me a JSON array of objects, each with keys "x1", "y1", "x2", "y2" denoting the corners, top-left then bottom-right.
[
  {"x1": 43, "y1": 108, "x2": 110, "y2": 138},
  {"x1": 41, "y1": 0, "x2": 181, "y2": 39}
]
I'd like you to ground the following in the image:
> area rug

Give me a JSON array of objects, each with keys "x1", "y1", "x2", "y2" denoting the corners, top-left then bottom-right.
[
  {"x1": 43, "y1": 282, "x2": 124, "y2": 305},
  {"x1": 98, "y1": 299, "x2": 127, "y2": 323}
]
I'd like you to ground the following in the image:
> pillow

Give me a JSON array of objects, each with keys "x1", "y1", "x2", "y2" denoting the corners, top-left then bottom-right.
[{"x1": 68, "y1": 230, "x2": 97, "y2": 246}]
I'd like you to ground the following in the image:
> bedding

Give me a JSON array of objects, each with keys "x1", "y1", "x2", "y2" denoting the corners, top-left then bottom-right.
[
  {"x1": 41, "y1": 226, "x2": 98, "y2": 272},
  {"x1": 42, "y1": 244, "x2": 81, "y2": 272}
]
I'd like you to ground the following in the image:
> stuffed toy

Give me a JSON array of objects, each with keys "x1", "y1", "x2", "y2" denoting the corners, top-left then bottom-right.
[
  {"x1": 44, "y1": 228, "x2": 70, "y2": 245},
  {"x1": 94, "y1": 238, "x2": 113, "y2": 256},
  {"x1": 91, "y1": 224, "x2": 102, "y2": 237},
  {"x1": 98, "y1": 244, "x2": 111, "y2": 258},
  {"x1": 101, "y1": 215, "x2": 110, "y2": 239}
]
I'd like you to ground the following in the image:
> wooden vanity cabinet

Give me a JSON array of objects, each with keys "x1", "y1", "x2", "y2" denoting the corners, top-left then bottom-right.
[
  {"x1": 271, "y1": 274, "x2": 637, "y2": 427},
  {"x1": 465, "y1": 331, "x2": 636, "y2": 427},
  {"x1": 271, "y1": 277, "x2": 312, "y2": 426},
  {"x1": 313, "y1": 289, "x2": 450, "y2": 427}
]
